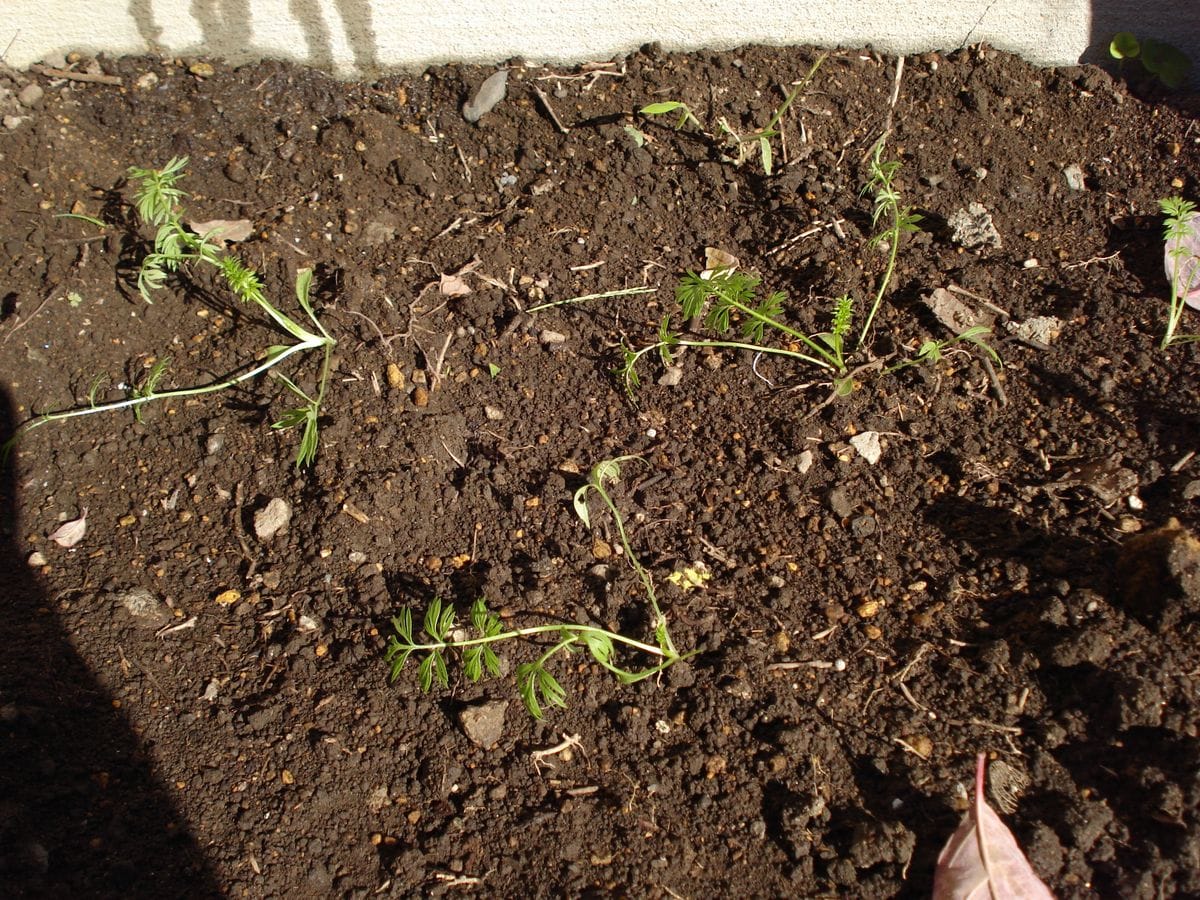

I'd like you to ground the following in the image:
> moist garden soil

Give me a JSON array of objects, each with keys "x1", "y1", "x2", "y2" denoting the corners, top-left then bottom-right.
[{"x1": 0, "y1": 41, "x2": 1198, "y2": 899}]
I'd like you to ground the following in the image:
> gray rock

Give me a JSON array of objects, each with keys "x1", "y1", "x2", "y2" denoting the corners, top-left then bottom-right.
[
  {"x1": 113, "y1": 587, "x2": 169, "y2": 626},
  {"x1": 462, "y1": 69, "x2": 508, "y2": 123},
  {"x1": 17, "y1": 83, "x2": 44, "y2": 108},
  {"x1": 459, "y1": 700, "x2": 508, "y2": 749},
  {"x1": 948, "y1": 202, "x2": 1002, "y2": 249},
  {"x1": 254, "y1": 497, "x2": 292, "y2": 541}
]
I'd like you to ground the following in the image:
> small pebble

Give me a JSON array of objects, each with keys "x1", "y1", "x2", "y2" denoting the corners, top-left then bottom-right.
[
  {"x1": 254, "y1": 498, "x2": 292, "y2": 541},
  {"x1": 459, "y1": 700, "x2": 508, "y2": 749},
  {"x1": 411, "y1": 385, "x2": 429, "y2": 407},
  {"x1": 27, "y1": 550, "x2": 47, "y2": 567},
  {"x1": 386, "y1": 363, "x2": 404, "y2": 389},
  {"x1": 189, "y1": 61, "x2": 215, "y2": 77},
  {"x1": 1062, "y1": 163, "x2": 1085, "y2": 191},
  {"x1": 17, "y1": 83, "x2": 44, "y2": 108},
  {"x1": 539, "y1": 329, "x2": 567, "y2": 346},
  {"x1": 658, "y1": 366, "x2": 683, "y2": 386}
]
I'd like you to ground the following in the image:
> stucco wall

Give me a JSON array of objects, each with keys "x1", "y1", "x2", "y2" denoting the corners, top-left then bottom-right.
[{"x1": 1, "y1": 1, "x2": 1196, "y2": 76}]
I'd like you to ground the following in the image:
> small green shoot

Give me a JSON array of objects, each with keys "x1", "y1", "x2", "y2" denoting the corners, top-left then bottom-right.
[
  {"x1": 2, "y1": 159, "x2": 337, "y2": 468},
  {"x1": 1159, "y1": 196, "x2": 1200, "y2": 348},
  {"x1": 386, "y1": 457, "x2": 693, "y2": 718},
  {"x1": 487, "y1": 362, "x2": 502, "y2": 378},
  {"x1": 640, "y1": 55, "x2": 826, "y2": 176},
  {"x1": 639, "y1": 101, "x2": 702, "y2": 131},
  {"x1": 887, "y1": 325, "x2": 1001, "y2": 373},
  {"x1": 56, "y1": 212, "x2": 109, "y2": 230},
  {"x1": 525, "y1": 285, "x2": 656, "y2": 314},
  {"x1": 858, "y1": 141, "x2": 923, "y2": 344},
  {"x1": 618, "y1": 269, "x2": 848, "y2": 395},
  {"x1": 714, "y1": 54, "x2": 826, "y2": 175}
]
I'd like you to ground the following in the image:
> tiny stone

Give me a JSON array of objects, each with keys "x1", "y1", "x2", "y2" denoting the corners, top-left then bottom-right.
[
  {"x1": 205, "y1": 433, "x2": 225, "y2": 455},
  {"x1": 386, "y1": 363, "x2": 404, "y2": 389},
  {"x1": 188, "y1": 61, "x2": 215, "y2": 77},
  {"x1": 17, "y1": 83, "x2": 44, "y2": 108},
  {"x1": 27, "y1": 550, "x2": 47, "y2": 567},
  {"x1": 539, "y1": 329, "x2": 567, "y2": 346},
  {"x1": 411, "y1": 385, "x2": 429, "y2": 407},
  {"x1": 459, "y1": 700, "x2": 508, "y2": 749},
  {"x1": 1182, "y1": 480, "x2": 1200, "y2": 500},
  {"x1": 849, "y1": 431, "x2": 882, "y2": 464},
  {"x1": 254, "y1": 498, "x2": 292, "y2": 541},
  {"x1": 658, "y1": 366, "x2": 683, "y2": 386},
  {"x1": 113, "y1": 586, "x2": 169, "y2": 625},
  {"x1": 1062, "y1": 163, "x2": 1085, "y2": 192},
  {"x1": 136, "y1": 71, "x2": 159, "y2": 89},
  {"x1": 484, "y1": 405, "x2": 504, "y2": 421}
]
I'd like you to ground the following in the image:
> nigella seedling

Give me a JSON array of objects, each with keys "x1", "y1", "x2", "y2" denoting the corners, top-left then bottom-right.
[
  {"x1": 386, "y1": 457, "x2": 695, "y2": 718},
  {"x1": 3, "y1": 158, "x2": 336, "y2": 467},
  {"x1": 1159, "y1": 196, "x2": 1200, "y2": 348}
]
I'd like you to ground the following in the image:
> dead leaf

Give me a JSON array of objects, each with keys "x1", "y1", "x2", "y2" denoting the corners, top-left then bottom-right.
[
  {"x1": 924, "y1": 288, "x2": 992, "y2": 335},
  {"x1": 186, "y1": 218, "x2": 254, "y2": 243},
  {"x1": 702, "y1": 246, "x2": 740, "y2": 277},
  {"x1": 436, "y1": 256, "x2": 483, "y2": 296},
  {"x1": 48, "y1": 508, "x2": 88, "y2": 548},
  {"x1": 933, "y1": 753, "x2": 1055, "y2": 900}
]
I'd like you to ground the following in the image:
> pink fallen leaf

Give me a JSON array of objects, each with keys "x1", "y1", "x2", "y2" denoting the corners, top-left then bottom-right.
[
  {"x1": 933, "y1": 754, "x2": 1055, "y2": 900},
  {"x1": 1164, "y1": 210, "x2": 1200, "y2": 311},
  {"x1": 48, "y1": 507, "x2": 88, "y2": 548}
]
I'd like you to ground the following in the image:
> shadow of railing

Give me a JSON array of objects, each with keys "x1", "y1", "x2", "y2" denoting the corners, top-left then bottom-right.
[{"x1": 0, "y1": 389, "x2": 221, "y2": 898}]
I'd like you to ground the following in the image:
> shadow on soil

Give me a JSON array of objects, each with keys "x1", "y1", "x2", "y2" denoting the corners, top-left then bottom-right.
[{"x1": 0, "y1": 390, "x2": 221, "y2": 898}]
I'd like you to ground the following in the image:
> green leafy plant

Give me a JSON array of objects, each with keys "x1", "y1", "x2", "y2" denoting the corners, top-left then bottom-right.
[
  {"x1": 617, "y1": 268, "x2": 853, "y2": 395},
  {"x1": 3, "y1": 158, "x2": 337, "y2": 467},
  {"x1": 639, "y1": 54, "x2": 826, "y2": 176},
  {"x1": 887, "y1": 325, "x2": 1000, "y2": 373},
  {"x1": 1159, "y1": 196, "x2": 1200, "y2": 349},
  {"x1": 638, "y1": 100, "x2": 703, "y2": 132},
  {"x1": 1110, "y1": 32, "x2": 1193, "y2": 89},
  {"x1": 859, "y1": 141, "x2": 923, "y2": 343},
  {"x1": 386, "y1": 457, "x2": 694, "y2": 718}
]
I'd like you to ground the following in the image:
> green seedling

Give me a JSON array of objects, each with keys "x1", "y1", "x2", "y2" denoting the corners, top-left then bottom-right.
[
  {"x1": 859, "y1": 141, "x2": 923, "y2": 343},
  {"x1": 640, "y1": 55, "x2": 826, "y2": 176},
  {"x1": 639, "y1": 100, "x2": 702, "y2": 131},
  {"x1": 1110, "y1": 32, "x2": 1192, "y2": 89},
  {"x1": 1159, "y1": 196, "x2": 1200, "y2": 348},
  {"x1": 3, "y1": 158, "x2": 337, "y2": 468},
  {"x1": 887, "y1": 325, "x2": 1000, "y2": 373},
  {"x1": 56, "y1": 212, "x2": 109, "y2": 230},
  {"x1": 526, "y1": 285, "x2": 656, "y2": 314},
  {"x1": 618, "y1": 268, "x2": 850, "y2": 395},
  {"x1": 386, "y1": 457, "x2": 693, "y2": 718}
]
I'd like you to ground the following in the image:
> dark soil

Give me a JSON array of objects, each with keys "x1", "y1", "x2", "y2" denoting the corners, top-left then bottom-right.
[{"x1": 1, "y1": 42, "x2": 1199, "y2": 899}]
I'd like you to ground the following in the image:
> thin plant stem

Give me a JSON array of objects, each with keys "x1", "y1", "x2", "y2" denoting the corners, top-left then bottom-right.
[{"x1": 527, "y1": 286, "x2": 656, "y2": 313}]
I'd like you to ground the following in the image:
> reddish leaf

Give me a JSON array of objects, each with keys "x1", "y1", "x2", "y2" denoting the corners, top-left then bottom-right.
[{"x1": 933, "y1": 754, "x2": 1055, "y2": 900}]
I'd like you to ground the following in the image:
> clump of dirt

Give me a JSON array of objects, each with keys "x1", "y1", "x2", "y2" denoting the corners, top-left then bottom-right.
[{"x1": 1, "y1": 42, "x2": 1198, "y2": 898}]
